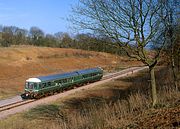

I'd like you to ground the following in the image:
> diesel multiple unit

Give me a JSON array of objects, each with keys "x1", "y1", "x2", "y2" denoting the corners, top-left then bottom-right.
[{"x1": 23, "y1": 67, "x2": 103, "y2": 99}]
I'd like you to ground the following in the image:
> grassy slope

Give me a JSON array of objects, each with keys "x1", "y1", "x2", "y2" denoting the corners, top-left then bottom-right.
[
  {"x1": 0, "y1": 45, "x2": 142, "y2": 99},
  {"x1": 0, "y1": 67, "x2": 179, "y2": 129}
]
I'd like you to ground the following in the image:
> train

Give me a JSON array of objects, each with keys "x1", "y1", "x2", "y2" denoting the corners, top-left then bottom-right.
[{"x1": 21, "y1": 67, "x2": 103, "y2": 99}]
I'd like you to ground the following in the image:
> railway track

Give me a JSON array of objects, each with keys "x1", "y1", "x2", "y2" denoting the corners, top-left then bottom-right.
[
  {"x1": 0, "y1": 99, "x2": 35, "y2": 112},
  {"x1": 0, "y1": 66, "x2": 147, "y2": 117},
  {"x1": 102, "y1": 67, "x2": 140, "y2": 80}
]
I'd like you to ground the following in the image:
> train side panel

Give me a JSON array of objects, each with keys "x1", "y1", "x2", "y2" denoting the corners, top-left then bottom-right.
[{"x1": 23, "y1": 67, "x2": 103, "y2": 99}]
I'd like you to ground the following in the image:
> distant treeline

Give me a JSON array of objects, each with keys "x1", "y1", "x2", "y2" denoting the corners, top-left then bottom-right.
[{"x1": 0, "y1": 25, "x2": 125, "y2": 55}]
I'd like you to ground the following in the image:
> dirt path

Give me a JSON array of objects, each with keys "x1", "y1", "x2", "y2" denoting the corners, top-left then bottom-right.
[{"x1": 0, "y1": 66, "x2": 147, "y2": 119}]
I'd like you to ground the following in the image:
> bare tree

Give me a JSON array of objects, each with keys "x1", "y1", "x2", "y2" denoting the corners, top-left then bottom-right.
[
  {"x1": 29, "y1": 26, "x2": 45, "y2": 46},
  {"x1": 70, "y1": 0, "x2": 170, "y2": 106},
  {"x1": 161, "y1": 0, "x2": 180, "y2": 90},
  {"x1": 29, "y1": 26, "x2": 44, "y2": 39},
  {"x1": 1, "y1": 26, "x2": 14, "y2": 47},
  {"x1": 14, "y1": 28, "x2": 28, "y2": 45}
]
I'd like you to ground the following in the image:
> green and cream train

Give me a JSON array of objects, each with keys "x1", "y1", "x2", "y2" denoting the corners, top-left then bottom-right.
[{"x1": 22, "y1": 67, "x2": 103, "y2": 99}]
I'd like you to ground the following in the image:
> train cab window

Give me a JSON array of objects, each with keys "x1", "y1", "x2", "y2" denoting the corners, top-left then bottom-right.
[
  {"x1": 34, "y1": 83, "x2": 38, "y2": 90},
  {"x1": 25, "y1": 82, "x2": 29, "y2": 89},
  {"x1": 25, "y1": 82, "x2": 36, "y2": 89},
  {"x1": 28, "y1": 83, "x2": 33, "y2": 89}
]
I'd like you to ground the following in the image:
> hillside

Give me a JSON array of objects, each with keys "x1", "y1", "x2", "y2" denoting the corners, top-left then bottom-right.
[
  {"x1": 0, "y1": 45, "x2": 142, "y2": 99},
  {"x1": 0, "y1": 66, "x2": 179, "y2": 129}
]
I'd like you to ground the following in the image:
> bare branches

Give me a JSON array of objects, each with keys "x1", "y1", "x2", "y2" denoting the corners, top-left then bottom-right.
[
  {"x1": 71, "y1": 0, "x2": 166, "y2": 67},
  {"x1": 70, "y1": 0, "x2": 179, "y2": 107}
]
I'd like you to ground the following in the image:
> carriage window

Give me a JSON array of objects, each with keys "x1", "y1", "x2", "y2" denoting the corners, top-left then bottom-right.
[
  {"x1": 55, "y1": 81, "x2": 58, "y2": 86},
  {"x1": 63, "y1": 79, "x2": 67, "y2": 83},
  {"x1": 71, "y1": 78, "x2": 73, "y2": 82},
  {"x1": 84, "y1": 74, "x2": 90, "y2": 78},
  {"x1": 67, "y1": 78, "x2": 69, "y2": 82},
  {"x1": 42, "y1": 83, "x2": 46, "y2": 88},
  {"x1": 39, "y1": 84, "x2": 42, "y2": 89},
  {"x1": 59, "y1": 80, "x2": 62, "y2": 83},
  {"x1": 67, "y1": 78, "x2": 71, "y2": 82},
  {"x1": 51, "y1": 81, "x2": 55, "y2": 86},
  {"x1": 48, "y1": 82, "x2": 51, "y2": 87}
]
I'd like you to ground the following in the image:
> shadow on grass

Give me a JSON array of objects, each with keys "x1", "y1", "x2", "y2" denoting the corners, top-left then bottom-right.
[
  {"x1": 62, "y1": 67, "x2": 173, "y2": 111},
  {"x1": 22, "y1": 66, "x2": 179, "y2": 129},
  {"x1": 62, "y1": 70, "x2": 147, "y2": 110}
]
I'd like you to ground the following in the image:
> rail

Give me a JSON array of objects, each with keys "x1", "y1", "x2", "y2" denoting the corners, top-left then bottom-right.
[{"x1": 0, "y1": 66, "x2": 147, "y2": 113}]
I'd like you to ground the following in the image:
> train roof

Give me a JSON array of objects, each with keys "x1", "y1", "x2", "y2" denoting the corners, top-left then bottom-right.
[
  {"x1": 26, "y1": 67, "x2": 103, "y2": 82},
  {"x1": 26, "y1": 78, "x2": 41, "y2": 83},
  {"x1": 77, "y1": 67, "x2": 102, "y2": 74},
  {"x1": 37, "y1": 72, "x2": 78, "y2": 82}
]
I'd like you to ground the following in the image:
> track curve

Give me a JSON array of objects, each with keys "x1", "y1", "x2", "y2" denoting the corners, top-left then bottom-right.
[{"x1": 0, "y1": 66, "x2": 147, "y2": 119}]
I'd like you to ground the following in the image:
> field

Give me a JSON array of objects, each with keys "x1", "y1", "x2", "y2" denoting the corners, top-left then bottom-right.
[
  {"x1": 0, "y1": 45, "x2": 142, "y2": 99},
  {"x1": 0, "y1": 46, "x2": 179, "y2": 128}
]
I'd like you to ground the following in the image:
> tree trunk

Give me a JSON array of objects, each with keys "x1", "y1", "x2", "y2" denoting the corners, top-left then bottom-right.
[
  {"x1": 177, "y1": 48, "x2": 180, "y2": 89},
  {"x1": 149, "y1": 66, "x2": 157, "y2": 106},
  {"x1": 178, "y1": 48, "x2": 180, "y2": 72},
  {"x1": 171, "y1": 41, "x2": 178, "y2": 90}
]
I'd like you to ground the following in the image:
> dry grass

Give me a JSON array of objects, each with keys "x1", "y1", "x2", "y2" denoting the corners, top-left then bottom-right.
[
  {"x1": 0, "y1": 46, "x2": 142, "y2": 99},
  {"x1": 0, "y1": 66, "x2": 179, "y2": 129}
]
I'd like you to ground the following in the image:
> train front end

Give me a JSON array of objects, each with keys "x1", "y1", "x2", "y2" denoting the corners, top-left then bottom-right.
[{"x1": 22, "y1": 78, "x2": 41, "y2": 99}]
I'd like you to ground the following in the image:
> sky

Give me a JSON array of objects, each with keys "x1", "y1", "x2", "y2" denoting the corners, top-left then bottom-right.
[{"x1": 0, "y1": 0, "x2": 78, "y2": 34}]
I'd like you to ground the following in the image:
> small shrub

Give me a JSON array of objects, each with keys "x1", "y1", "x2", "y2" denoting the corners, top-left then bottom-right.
[
  {"x1": 24, "y1": 104, "x2": 67, "y2": 124},
  {"x1": 26, "y1": 56, "x2": 32, "y2": 60}
]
